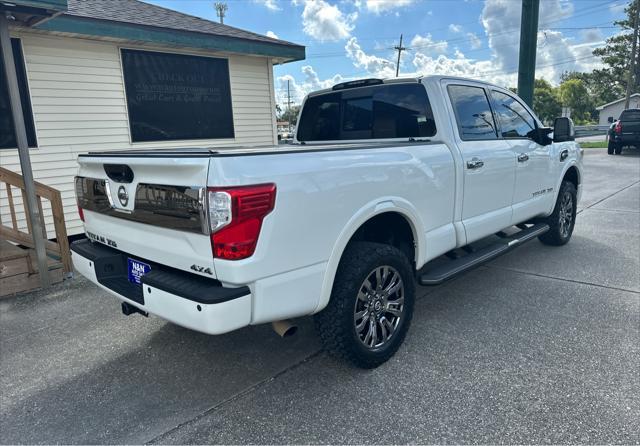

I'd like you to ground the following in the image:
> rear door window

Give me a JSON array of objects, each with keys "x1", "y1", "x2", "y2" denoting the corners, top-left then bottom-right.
[
  {"x1": 447, "y1": 85, "x2": 497, "y2": 140},
  {"x1": 296, "y1": 83, "x2": 436, "y2": 141},
  {"x1": 491, "y1": 90, "x2": 536, "y2": 138}
]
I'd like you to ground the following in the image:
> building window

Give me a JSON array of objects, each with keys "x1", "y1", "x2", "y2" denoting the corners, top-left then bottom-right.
[
  {"x1": 0, "y1": 38, "x2": 37, "y2": 149},
  {"x1": 121, "y1": 49, "x2": 235, "y2": 143}
]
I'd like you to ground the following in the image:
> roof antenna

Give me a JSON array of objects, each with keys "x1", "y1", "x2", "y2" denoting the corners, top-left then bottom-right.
[{"x1": 214, "y1": 2, "x2": 227, "y2": 24}]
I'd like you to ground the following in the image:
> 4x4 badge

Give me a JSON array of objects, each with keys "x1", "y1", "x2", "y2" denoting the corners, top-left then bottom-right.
[{"x1": 191, "y1": 264, "x2": 213, "y2": 275}]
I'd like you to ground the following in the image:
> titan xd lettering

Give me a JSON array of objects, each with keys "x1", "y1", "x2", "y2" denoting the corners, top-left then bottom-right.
[
  {"x1": 86, "y1": 231, "x2": 118, "y2": 248},
  {"x1": 532, "y1": 188, "x2": 554, "y2": 197}
]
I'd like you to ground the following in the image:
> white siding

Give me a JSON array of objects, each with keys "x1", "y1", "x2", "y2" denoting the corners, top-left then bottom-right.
[
  {"x1": 598, "y1": 96, "x2": 640, "y2": 126},
  {"x1": 0, "y1": 32, "x2": 279, "y2": 236}
]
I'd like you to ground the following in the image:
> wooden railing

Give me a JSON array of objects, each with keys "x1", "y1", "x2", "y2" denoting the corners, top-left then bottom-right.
[{"x1": 0, "y1": 166, "x2": 72, "y2": 275}]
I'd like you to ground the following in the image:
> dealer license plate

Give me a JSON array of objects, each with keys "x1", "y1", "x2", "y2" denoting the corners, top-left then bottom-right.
[{"x1": 128, "y1": 258, "x2": 151, "y2": 285}]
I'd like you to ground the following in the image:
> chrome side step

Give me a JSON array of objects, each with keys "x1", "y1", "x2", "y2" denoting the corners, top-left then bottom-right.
[{"x1": 418, "y1": 223, "x2": 549, "y2": 286}]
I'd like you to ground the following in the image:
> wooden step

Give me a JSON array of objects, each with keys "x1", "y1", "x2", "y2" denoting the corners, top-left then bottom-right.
[{"x1": 0, "y1": 240, "x2": 64, "y2": 297}]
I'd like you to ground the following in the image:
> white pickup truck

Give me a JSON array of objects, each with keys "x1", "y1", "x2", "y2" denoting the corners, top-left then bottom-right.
[{"x1": 72, "y1": 76, "x2": 583, "y2": 368}]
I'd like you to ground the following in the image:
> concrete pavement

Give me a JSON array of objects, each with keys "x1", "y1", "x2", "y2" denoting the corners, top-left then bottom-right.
[{"x1": 1, "y1": 148, "x2": 638, "y2": 444}]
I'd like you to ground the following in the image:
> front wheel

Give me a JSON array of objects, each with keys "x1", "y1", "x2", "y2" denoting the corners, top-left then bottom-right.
[
  {"x1": 539, "y1": 181, "x2": 577, "y2": 246},
  {"x1": 314, "y1": 242, "x2": 415, "y2": 369}
]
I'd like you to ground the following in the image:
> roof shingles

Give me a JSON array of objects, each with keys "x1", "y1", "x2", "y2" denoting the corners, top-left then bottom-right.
[{"x1": 64, "y1": 0, "x2": 300, "y2": 48}]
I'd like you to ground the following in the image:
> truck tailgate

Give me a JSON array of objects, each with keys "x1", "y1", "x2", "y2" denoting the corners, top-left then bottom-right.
[{"x1": 76, "y1": 154, "x2": 215, "y2": 278}]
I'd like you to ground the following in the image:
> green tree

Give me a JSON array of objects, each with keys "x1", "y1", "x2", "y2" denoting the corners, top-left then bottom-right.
[
  {"x1": 533, "y1": 79, "x2": 562, "y2": 124},
  {"x1": 591, "y1": 0, "x2": 639, "y2": 98},
  {"x1": 279, "y1": 105, "x2": 301, "y2": 125},
  {"x1": 559, "y1": 79, "x2": 593, "y2": 124}
]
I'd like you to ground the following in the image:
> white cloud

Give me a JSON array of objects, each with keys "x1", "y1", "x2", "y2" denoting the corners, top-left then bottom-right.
[
  {"x1": 364, "y1": 0, "x2": 415, "y2": 14},
  {"x1": 410, "y1": 33, "x2": 448, "y2": 56},
  {"x1": 449, "y1": 24, "x2": 462, "y2": 33},
  {"x1": 266, "y1": 30, "x2": 279, "y2": 39},
  {"x1": 366, "y1": 0, "x2": 415, "y2": 14},
  {"x1": 345, "y1": 37, "x2": 396, "y2": 77},
  {"x1": 276, "y1": 66, "x2": 343, "y2": 105},
  {"x1": 278, "y1": 0, "x2": 603, "y2": 103},
  {"x1": 255, "y1": 0, "x2": 280, "y2": 11},
  {"x1": 580, "y1": 28, "x2": 603, "y2": 44},
  {"x1": 301, "y1": 0, "x2": 357, "y2": 42},
  {"x1": 479, "y1": 0, "x2": 599, "y2": 84},
  {"x1": 467, "y1": 32, "x2": 482, "y2": 49},
  {"x1": 412, "y1": 51, "x2": 502, "y2": 83}
]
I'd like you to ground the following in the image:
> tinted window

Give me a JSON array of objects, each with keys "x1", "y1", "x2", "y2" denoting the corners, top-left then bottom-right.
[
  {"x1": 448, "y1": 85, "x2": 497, "y2": 140},
  {"x1": 492, "y1": 90, "x2": 536, "y2": 138},
  {"x1": 121, "y1": 49, "x2": 234, "y2": 142},
  {"x1": 620, "y1": 109, "x2": 640, "y2": 121},
  {"x1": 343, "y1": 97, "x2": 373, "y2": 132},
  {"x1": 0, "y1": 39, "x2": 37, "y2": 149},
  {"x1": 297, "y1": 83, "x2": 436, "y2": 141}
]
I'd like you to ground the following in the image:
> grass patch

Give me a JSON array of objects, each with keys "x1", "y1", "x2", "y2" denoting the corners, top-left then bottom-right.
[{"x1": 579, "y1": 141, "x2": 608, "y2": 148}]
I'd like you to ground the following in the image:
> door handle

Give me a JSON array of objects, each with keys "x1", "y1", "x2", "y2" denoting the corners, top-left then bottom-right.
[
  {"x1": 560, "y1": 149, "x2": 569, "y2": 162},
  {"x1": 466, "y1": 158, "x2": 484, "y2": 169},
  {"x1": 517, "y1": 153, "x2": 529, "y2": 163}
]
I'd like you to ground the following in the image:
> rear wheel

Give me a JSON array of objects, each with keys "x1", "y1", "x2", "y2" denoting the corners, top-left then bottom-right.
[
  {"x1": 539, "y1": 181, "x2": 577, "y2": 246},
  {"x1": 314, "y1": 242, "x2": 415, "y2": 369}
]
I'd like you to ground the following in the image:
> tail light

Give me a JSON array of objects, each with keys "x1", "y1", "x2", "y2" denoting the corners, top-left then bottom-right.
[
  {"x1": 207, "y1": 184, "x2": 276, "y2": 260},
  {"x1": 614, "y1": 121, "x2": 622, "y2": 134},
  {"x1": 78, "y1": 205, "x2": 85, "y2": 222}
]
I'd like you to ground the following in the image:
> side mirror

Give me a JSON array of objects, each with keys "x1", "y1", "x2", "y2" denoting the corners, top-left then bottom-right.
[
  {"x1": 526, "y1": 127, "x2": 553, "y2": 145},
  {"x1": 553, "y1": 117, "x2": 575, "y2": 142},
  {"x1": 607, "y1": 116, "x2": 614, "y2": 124}
]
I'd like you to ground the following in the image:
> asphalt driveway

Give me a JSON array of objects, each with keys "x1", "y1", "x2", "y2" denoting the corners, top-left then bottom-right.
[{"x1": 1, "y1": 149, "x2": 638, "y2": 444}]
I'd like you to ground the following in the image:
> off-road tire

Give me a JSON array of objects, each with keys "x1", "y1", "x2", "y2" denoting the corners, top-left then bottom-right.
[
  {"x1": 314, "y1": 242, "x2": 415, "y2": 369},
  {"x1": 539, "y1": 181, "x2": 577, "y2": 246}
]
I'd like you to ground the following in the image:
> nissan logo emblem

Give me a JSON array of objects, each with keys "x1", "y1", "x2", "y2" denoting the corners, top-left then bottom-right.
[{"x1": 117, "y1": 186, "x2": 129, "y2": 207}]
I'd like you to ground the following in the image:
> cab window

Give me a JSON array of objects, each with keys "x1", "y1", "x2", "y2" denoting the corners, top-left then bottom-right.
[
  {"x1": 491, "y1": 90, "x2": 536, "y2": 138},
  {"x1": 447, "y1": 85, "x2": 497, "y2": 140},
  {"x1": 297, "y1": 83, "x2": 436, "y2": 141}
]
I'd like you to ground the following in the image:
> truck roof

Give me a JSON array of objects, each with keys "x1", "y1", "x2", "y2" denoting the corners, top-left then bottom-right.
[{"x1": 307, "y1": 75, "x2": 499, "y2": 97}]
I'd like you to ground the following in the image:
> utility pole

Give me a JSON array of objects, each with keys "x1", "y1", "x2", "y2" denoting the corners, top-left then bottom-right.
[
  {"x1": 517, "y1": 0, "x2": 540, "y2": 107},
  {"x1": 394, "y1": 34, "x2": 405, "y2": 77},
  {"x1": 286, "y1": 79, "x2": 292, "y2": 134},
  {"x1": 624, "y1": 0, "x2": 639, "y2": 109},
  {"x1": 214, "y1": 2, "x2": 227, "y2": 24},
  {"x1": 0, "y1": 13, "x2": 49, "y2": 287}
]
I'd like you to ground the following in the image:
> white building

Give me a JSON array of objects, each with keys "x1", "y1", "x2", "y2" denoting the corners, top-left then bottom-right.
[
  {"x1": 596, "y1": 93, "x2": 640, "y2": 126},
  {"x1": 1, "y1": 0, "x2": 304, "y2": 236}
]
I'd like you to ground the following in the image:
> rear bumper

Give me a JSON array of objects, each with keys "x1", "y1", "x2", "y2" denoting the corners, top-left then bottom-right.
[
  {"x1": 612, "y1": 133, "x2": 640, "y2": 144},
  {"x1": 71, "y1": 239, "x2": 252, "y2": 334}
]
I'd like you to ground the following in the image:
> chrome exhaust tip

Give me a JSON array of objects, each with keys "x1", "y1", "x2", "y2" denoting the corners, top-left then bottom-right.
[{"x1": 271, "y1": 320, "x2": 298, "y2": 337}]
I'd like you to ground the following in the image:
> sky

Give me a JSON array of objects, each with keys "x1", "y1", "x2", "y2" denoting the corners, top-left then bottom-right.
[{"x1": 146, "y1": 0, "x2": 629, "y2": 106}]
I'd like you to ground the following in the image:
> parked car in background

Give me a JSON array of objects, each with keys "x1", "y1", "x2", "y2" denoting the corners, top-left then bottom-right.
[
  {"x1": 608, "y1": 109, "x2": 640, "y2": 154},
  {"x1": 71, "y1": 76, "x2": 583, "y2": 368}
]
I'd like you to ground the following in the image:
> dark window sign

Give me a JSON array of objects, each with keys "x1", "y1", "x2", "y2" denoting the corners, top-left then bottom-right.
[
  {"x1": 0, "y1": 38, "x2": 37, "y2": 150},
  {"x1": 121, "y1": 49, "x2": 235, "y2": 143}
]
